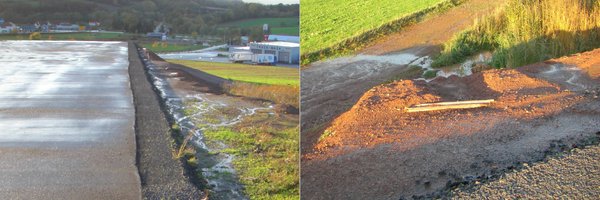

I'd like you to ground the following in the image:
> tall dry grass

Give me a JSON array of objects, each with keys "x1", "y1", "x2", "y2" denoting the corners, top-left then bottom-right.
[
  {"x1": 433, "y1": 0, "x2": 600, "y2": 68},
  {"x1": 224, "y1": 82, "x2": 299, "y2": 108}
]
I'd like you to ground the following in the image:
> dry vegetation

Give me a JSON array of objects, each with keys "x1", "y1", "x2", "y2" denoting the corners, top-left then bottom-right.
[
  {"x1": 224, "y1": 82, "x2": 299, "y2": 109},
  {"x1": 433, "y1": 0, "x2": 600, "y2": 68}
]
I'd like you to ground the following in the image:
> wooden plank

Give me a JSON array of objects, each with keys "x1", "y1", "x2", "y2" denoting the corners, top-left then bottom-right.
[
  {"x1": 405, "y1": 99, "x2": 495, "y2": 113},
  {"x1": 413, "y1": 99, "x2": 495, "y2": 107},
  {"x1": 406, "y1": 103, "x2": 491, "y2": 113}
]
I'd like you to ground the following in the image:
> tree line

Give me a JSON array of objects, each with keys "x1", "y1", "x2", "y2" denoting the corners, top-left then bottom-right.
[{"x1": 0, "y1": 0, "x2": 299, "y2": 35}]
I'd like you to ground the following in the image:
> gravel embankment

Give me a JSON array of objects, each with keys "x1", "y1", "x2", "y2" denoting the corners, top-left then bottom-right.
[
  {"x1": 451, "y1": 143, "x2": 600, "y2": 199},
  {"x1": 128, "y1": 42, "x2": 203, "y2": 199}
]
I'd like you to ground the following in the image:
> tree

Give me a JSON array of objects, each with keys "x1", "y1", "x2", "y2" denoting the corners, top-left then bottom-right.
[{"x1": 121, "y1": 12, "x2": 140, "y2": 33}]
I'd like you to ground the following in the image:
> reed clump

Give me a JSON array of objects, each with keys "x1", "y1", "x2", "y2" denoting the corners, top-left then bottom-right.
[{"x1": 433, "y1": 0, "x2": 600, "y2": 68}]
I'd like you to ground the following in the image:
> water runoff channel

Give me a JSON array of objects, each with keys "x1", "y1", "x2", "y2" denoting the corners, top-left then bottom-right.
[{"x1": 137, "y1": 48, "x2": 274, "y2": 199}]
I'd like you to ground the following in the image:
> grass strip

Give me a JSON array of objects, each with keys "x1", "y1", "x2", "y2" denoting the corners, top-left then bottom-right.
[{"x1": 167, "y1": 60, "x2": 299, "y2": 86}]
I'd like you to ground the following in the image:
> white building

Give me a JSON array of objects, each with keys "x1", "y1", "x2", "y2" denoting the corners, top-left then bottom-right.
[
  {"x1": 249, "y1": 41, "x2": 300, "y2": 64},
  {"x1": 0, "y1": 22, "x2": 17, "y2": 34},
  {"x1": 55, "y1": 23, "x2": 79, "y2": 31}
]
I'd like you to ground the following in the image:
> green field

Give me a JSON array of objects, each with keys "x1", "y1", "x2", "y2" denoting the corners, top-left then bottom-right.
[
  {"x1": 222, "y1": 17, "x2": 299, "y2": 28},
  {"x1": 221, "y1": 17, "x2": 299, "y2": 36},
  {"x1": 271, "y1": 27, "x2": 300, "y2": 36},
  {"x1": 301, "y1": 0, "x2": 451, "y2": 62},
  {"x1": 142, "y1": 43, "x2": 206, "y2": 53},
  {"x1": 0, "y1": 32, "x2": 136, "y2": 41},
  {"x1": 167, "y1": 60, "x2": 299, "y2": 86}
]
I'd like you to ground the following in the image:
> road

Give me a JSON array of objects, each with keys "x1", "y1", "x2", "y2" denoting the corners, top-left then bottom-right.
[{"x1": 0, "y1": 41, "x2": 140, "y2": 199}]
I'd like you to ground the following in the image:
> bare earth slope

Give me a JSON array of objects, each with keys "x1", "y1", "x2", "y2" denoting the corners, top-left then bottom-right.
[
  {"x1": 301, "y1": 0, "x2": 506, "y2": 153},
  {"x1": 302, "y1": 49, "x2": 600, "y2": 199}
]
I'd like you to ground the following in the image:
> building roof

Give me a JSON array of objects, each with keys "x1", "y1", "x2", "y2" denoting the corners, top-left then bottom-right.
[
  {"x1": 252, "y1": 41, "x2": 300, "y2": 48},
  {"x1": 267, "y1": 35, "x2": 300, "y2": 43}
]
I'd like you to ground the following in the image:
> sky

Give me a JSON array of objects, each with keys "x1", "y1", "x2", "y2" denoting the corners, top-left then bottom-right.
[{"x1": 243, "y1": 0, "x2": 299, "y2": 5}]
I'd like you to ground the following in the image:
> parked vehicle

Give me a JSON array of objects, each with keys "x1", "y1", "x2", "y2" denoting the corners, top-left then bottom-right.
[
  {"x1": 229, "y1": 52, "x2": 253, "y2": 63},
  {"x1": 251, "y1": 54, "x2": 276, "y2": 65}
]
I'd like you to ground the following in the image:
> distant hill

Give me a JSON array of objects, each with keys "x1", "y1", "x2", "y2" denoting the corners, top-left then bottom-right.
[
  {"x1": 0, "y1": 0, "x2": 298, "y2": 35},
  {"x1": 220, "y1": 17, "x2": 299, "y2": 36}
]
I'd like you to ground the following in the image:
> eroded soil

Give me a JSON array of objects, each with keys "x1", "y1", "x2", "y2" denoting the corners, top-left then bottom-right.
[
  {"x1": 302, "y1": 49, "x2": 600, "y2": 199},
  {"x1": 301, "y1": 0, "x2": 507, "y2": 154}
]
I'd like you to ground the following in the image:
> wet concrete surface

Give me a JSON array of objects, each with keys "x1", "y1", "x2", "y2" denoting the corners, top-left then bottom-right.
[{"x1": 0, "y1": 41, "x2": 140, "y2": 199}]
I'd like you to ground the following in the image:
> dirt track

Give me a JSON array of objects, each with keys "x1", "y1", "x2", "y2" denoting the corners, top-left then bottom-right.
[
  {"x1": 301, "y1": 0, "x2": 506, "y2": 153},
  {"x1": 302, "y1": 49, "x2": 600, "y2": 199}
]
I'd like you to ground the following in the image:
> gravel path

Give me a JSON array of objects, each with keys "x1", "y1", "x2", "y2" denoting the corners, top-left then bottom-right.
[
  {"x1": 128, "y1": 43, "x2": 203, "y2": 199},
  {"x1": 451, "y1": 144, "x2": 600, "y2": 199}
]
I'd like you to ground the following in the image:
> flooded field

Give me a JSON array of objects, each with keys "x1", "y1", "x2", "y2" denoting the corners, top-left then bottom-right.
[
  {"x1": 140, "y1": 51, "x2": 277, "y2": 199},
  {"x1": 0, "y1": 41, "x2": 139, "y2": 199}
]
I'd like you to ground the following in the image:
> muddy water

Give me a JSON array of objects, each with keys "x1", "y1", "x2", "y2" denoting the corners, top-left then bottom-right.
[{"x1": 139, "y1": 50, "x2": 273, "y2": 199}]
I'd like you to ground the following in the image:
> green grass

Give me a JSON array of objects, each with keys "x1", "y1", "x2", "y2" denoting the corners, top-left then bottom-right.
[
  {"x1": 222, "y1": 17, "x2": 299, "y2": 28},
  {"x1": 204, "y1": 123, "x2": 299, "y2": 200},
  {"x1": 423, "y1": 69, "x2": 440, "y2": 79},
  {"x1": 167, "y1": 60, "x2": 299, "y2": 86},
  {"x1": 0, "y1": 32, "x2": 136, "y2": 41},
  {"x1": 432, "y1": 0, "x2": 600, "y2": 68},
  {"x1": 301, "y1": 0, "x2": 462, "y2": 64},
  {"x1": 142, "y1": 42, "x2": 206, "y2": 53},
  {"x1": 220, "y1": 17, "x2": 299, "y2": 36},
  {"x1": 271, "y1": 27, "x2": 299, "y2": 36}
]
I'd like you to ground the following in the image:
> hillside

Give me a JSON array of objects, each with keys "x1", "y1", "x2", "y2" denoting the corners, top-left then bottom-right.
[
  {"x1": 220, "y1": 17, "x2": 299, "y2": 36},
  {"x1": 0, "y1": 0, "x2": 298, "y2": 35}
]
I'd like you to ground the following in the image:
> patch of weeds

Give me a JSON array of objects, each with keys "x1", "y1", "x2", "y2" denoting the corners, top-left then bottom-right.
[
  {"x1": 187, "y1": 156, "x2": 199, "y2": 167},
  {"x1": 433, "y1": 0, "x2": 600, "y2": 68},
  {"x1": 423, "y1": 69, "x2": 440, "y2": 79},
  {"x1": 202, "y1": 117, "x2": 299, "y2": 199}
]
